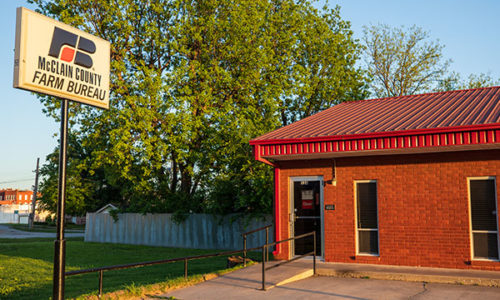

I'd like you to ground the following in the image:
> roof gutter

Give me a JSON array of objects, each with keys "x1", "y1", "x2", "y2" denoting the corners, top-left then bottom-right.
[{"x1": 251, "y1": 125, "x2": 500, "y2": 160}]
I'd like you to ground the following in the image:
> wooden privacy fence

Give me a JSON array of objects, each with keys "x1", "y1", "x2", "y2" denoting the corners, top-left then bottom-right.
[{"x1": 85, "y1": 213, "x2": 273, "y2": 250}]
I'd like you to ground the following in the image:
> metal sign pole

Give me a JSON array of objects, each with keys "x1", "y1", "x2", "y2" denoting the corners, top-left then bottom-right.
[{"x1": 53, "y1": 98, "x2": 69, "y2": 300}]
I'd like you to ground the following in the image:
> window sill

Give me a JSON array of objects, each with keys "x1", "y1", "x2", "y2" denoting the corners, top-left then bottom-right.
[
  {"x1": 471, "y1": 258, "x2": 500, "y2": 262},
  {"x1": 356, "y1": 253, "x2": 379, "y2": 257}
]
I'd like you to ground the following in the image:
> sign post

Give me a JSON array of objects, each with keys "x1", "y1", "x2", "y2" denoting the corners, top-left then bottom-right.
[
  {"x1": 53, "y1": 98, "x2": 69, "y2": 299},
  {"x1": 13, "y1": 7, "x2": 110, "y2": 299}
]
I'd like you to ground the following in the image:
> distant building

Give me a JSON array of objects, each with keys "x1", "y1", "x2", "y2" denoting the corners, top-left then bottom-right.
[
  {"x1": 0, "y1": 189, "x2": 49, "y2": 224},
  {"x1": 0, "y1": 188, "x2": 34, "y2": 205},
  {"x1": 95, "y1": 203, "x2": 118, "y2": 214}
]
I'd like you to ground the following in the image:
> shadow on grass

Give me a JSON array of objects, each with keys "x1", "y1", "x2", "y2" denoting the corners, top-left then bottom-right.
[{"x1": 1, "y1": 237, "x2": 263, "y2": 299}]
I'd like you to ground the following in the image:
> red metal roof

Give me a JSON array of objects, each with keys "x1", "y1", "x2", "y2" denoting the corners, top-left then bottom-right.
[
  {"x1": 251, "y1": 86, "x2": 500, "y2": 143},
  {"x1": 250, "y1": 87, "x2": 500, "y2": 162}
]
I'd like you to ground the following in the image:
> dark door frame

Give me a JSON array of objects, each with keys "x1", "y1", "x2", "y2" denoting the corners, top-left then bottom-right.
[{"x1": 290, "y1": 176, "x2": 324, "y2": 258}]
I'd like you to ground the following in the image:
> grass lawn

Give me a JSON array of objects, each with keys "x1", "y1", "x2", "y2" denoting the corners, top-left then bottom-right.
[
  {"x1": 7, "y1": 223, "x2": 85, "y2": 233},
  {"x1": 0, "y1": 237, "x2": 261, "y2": 299}
]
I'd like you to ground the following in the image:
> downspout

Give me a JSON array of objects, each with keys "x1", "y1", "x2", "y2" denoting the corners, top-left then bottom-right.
[{"x1": 253, "y1": 145, "x2": 281, "y2": 256}]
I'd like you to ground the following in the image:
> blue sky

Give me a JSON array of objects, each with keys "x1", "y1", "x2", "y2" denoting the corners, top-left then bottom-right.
[
  {"x1": 1, "y1": 0, "x2": 499, "y2": 189},
  {"x1": 327, "y1": 0, "x2": 500, "y2": 79}
]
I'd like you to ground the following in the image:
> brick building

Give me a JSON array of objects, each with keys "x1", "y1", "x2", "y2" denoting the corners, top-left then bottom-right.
[
  {"x1": 250, "y1": 86, "x2": 500, "y2": 271},
  {"x1": 0, "y1": 189, "x2": 34, "y2": 205}
]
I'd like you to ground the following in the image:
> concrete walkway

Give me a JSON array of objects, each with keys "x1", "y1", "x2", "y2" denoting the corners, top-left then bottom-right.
[
  {"x1": 159, "y1": 259, "x2": 500, "y2": 300},
  {"x1": 0, "y1": 224, "x2": 84, "y2": 238},
  {"x1": 163, "y1": 275, "x2": 500, "y2": 300}
]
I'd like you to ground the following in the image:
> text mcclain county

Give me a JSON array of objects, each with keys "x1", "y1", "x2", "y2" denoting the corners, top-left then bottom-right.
[{"x1": 33, "y1": 55, "x2": 106, "y2": 101}]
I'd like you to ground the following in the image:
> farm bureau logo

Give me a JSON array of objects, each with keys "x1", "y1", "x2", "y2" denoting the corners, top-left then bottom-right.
[
  {"x1": 48, "y1": 27, "x2": 95, "y2": 68},
  {"x1": 31, "y1": 25, "x2": 106, "y2": 102}
]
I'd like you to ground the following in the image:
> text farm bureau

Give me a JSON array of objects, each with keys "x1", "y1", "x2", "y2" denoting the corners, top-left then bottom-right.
[{"x1": 33, "y1": 56, "x2": 106, "y2": 101}]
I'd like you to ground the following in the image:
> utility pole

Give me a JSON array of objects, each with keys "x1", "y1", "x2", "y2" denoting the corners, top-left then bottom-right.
[{"x1": 28, "y1": 157, "x2": 40, "y2": 230}]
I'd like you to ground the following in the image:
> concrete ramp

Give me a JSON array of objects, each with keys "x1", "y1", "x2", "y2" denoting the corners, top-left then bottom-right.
[
  {"x1": 217, "y1": 260, "x2": 314, "y2": 290},
  {"x1": 162, "y1": 260, "x2": 314, "y2": 299},
  {"x1": 265, "y1": 261, "x2": 314, "y2": 289}
]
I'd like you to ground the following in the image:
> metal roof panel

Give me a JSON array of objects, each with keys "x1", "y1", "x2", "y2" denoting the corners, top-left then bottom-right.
[{"x1": 252, "y1": 86, "x2": 500, "y2": 142}]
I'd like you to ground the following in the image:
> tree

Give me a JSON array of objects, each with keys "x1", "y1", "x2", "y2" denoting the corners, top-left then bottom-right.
[
  {"x1": 38, "y1": 135, "x2": 120, "y2": 216},
  {"x1": 274, "y1": 3, "x2": 369, "y2": 126},
  {"x1": 31, "y1": 0, "x2": 367, "y2": 217},
  {"x1": 437, "y1": 72, "x2": 500, "y2": 92},
  {"x1": 362, "y1": 24, "x2": 450, "y2": 98}
]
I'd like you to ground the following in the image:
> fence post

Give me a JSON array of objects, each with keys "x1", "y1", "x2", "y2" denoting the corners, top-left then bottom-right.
[
  {"x1": 313, "y1": 231, "x2": 316, "y2": 275},
  {"x1": 261, "y1": 245, "x2": 266, "y2": 291},
  {"x1": 265, "y1": 227, "x2": 269, "y2": 262},
  {"x1": 184, "y1": 258, "x2": 188, "y2": 279},
  {"x1": 98, "y1": 270, "x2": 103, "y2": 298},
  {"x1": 243, "y1": 235, "x2": 247, "y2": 267}
]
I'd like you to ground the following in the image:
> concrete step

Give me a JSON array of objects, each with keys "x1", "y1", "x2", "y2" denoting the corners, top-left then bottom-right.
[{"x1": 287, "y1": 259, "x2": 500, "y2": 287}]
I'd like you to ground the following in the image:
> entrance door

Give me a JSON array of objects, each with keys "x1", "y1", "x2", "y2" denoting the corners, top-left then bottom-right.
[{"x1": 292, "y1": 179, "x2": 322, "y2": 256}]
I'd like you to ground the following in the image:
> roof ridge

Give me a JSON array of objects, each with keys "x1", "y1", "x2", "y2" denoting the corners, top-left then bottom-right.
[{"x1": 341, "y1": 85, "x2": 500, "y2": 105}]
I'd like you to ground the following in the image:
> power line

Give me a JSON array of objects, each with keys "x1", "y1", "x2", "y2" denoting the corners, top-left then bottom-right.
[{"x1": 0, "y1": 178, "x2": 35, "y2": 184}]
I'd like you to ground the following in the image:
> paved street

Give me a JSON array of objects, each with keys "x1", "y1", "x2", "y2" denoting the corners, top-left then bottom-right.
[
  {"x1": 163, "y1": 275, "x2": 500, "y2": 300},
  {"x1": 0, "y1": 224, "x2": 84, "y2": 238}
]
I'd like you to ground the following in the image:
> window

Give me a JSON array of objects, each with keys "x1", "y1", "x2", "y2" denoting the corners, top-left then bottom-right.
[
  {"x1": 19, "y1": 195, "x2": 22, "y2": 201},
  {"x1": 25, "y1": 195, "x2": 28, "y2": 200},
  {"x1": 469, "y1": 177, "x2": 499, "y2": 260},
  {"x1": 355, "y1": 180, "x2": 379, "y2": 255}
]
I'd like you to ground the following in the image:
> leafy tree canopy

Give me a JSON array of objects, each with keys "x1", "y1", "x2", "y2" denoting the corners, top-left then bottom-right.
[
  {"x1": 362, "y1": 24, "x2": 450, "y2": 98},
  {"x1": 31, "y1": 0, "x2": 368, "y2": 217}
]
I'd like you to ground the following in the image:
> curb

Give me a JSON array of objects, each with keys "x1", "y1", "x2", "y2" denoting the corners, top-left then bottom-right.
[{"x1": 316, "y1": 268, "x2": 500, "y2": 288}]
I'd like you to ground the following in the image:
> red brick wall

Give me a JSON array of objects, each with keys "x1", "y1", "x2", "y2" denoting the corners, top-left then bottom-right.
[
  {"x1": 0, "y1": 189, "x2": 33, "y2": 205},
  {"x1": 2, "y1": 190, "x2": 17, "y2": 204},
  {"x1": 275, "y1": 149, "x2": 500, "y2": 271},
  {"x1": 15, "y1": 190, "x2": 33, "y2": 205}
]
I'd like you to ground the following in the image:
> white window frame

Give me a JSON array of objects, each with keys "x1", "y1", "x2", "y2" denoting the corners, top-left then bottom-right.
[
  {"x1": 467, "y1": 176, "x2": 499, "y2": 261},
  {"x1": 354, "y1": 180, "x2": 379, "y2": 256}
]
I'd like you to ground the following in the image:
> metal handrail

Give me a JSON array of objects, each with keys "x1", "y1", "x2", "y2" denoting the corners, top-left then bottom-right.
[
  {"x1": 66, "y1": 229, "x2": 316, "y2": 295},
  {"x1": 260, "y1": 231, "x2": 316, "y2": 291},
  {"x1": 65, "y1": 245, "x2": 264, "y2": 297},
  {"x1": 242, "y1": 224, "x2": 272, "y2": 266},
  {"x1": 66, "y1": 225, "x2": 273, "y2": 297},
  {"x1": 241, "y1": 224, "x2": 272, "y2": 236}
]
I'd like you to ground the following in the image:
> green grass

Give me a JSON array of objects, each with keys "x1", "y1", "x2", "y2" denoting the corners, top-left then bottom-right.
[
  {"x1": 7, "y1": 223, "x2": 85, "y2": 233},
  {"x1": 0, "y1": 237, "x2": 261, "y2": 299}
]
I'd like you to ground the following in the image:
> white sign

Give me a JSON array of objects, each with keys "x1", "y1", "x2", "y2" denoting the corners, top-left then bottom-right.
[
  {"x1": 13, "y1": 7, "x2": 110, "y2": 109},
  {"x1": 301, "y1": 190, "x2": 313, "y2": 200}
]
